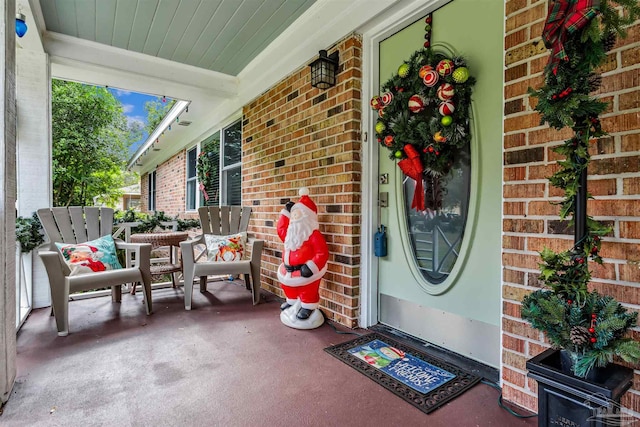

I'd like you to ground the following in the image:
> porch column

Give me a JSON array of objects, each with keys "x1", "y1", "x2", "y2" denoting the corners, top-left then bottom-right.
[
  {"x1": 16, "y1": 46, "x2": 52, "y2": 309},
  {"x1": 0, "y1": 0, "x2": 18, "y2": 404}
]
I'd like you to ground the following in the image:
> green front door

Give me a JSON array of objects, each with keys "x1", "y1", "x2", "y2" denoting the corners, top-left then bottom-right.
[{"x1": 376, "y1": 0, "x2": 503, "y2": 368}]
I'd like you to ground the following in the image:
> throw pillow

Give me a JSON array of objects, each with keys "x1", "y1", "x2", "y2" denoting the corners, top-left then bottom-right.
[
  {"x1": 205, "y1": 232, "x2": 246, "y2": 262},
  {"x1": 55, "y1": 235, "x2": 123, "y2": 276}
]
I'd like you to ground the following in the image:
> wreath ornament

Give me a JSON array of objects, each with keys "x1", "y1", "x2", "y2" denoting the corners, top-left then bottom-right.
[
  {"x1": 197, "y1": 151, "x2": 213, "y2": 201},
  {"x1": 372, "y1": 48, "x2": 475, "y2": 211}
]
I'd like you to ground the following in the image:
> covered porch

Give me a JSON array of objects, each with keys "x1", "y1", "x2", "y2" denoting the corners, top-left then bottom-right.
[
  {"x1": 1, "y1": 0, "x2": 639, "y2": 422},
  {"x1": 3, "y1": 284, "x2": 535, "y2": 425}
]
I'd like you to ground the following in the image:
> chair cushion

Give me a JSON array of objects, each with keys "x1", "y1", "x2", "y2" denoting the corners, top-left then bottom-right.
[
  {"x1": 204, "y1": 232, "x2": 246, "y2": 262},
  {"x1": 55, "y1": 235, "x2": 123, "y2": 276}
]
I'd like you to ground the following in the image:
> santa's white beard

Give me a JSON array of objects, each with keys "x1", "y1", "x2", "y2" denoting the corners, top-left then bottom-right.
[{"x1": 284, "y1": 214, "x2": 318, "y2": 251}]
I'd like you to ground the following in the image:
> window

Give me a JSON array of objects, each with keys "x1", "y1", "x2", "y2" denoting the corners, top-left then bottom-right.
[
  {"x1": 404, "y1": 146, "x2": 471, "y2": 284},
  {"x1": 186, "y1": 147, "x2": 197, "y2": 210},
  {"x1": 199, "y1": 133, "x2": 220, "y2": 206},
  {"x1": 222, "y1": 121, "x2": 242, "y2": 206},
  {"x1": 148, "y1": 171, "x2": 156, "y2": 211},
  {"x1": 197, "y1": 119, "x2": 242, "y2": 207}
]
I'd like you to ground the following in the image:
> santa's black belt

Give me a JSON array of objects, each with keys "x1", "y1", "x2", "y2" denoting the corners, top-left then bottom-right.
[{"x1": 284, "y1": 264, "x2": 303, "y2": 272}]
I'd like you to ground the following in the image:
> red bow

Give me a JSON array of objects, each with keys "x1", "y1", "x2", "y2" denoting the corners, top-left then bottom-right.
[
  {"x1": 398, "y1": 144, "x2": 425, "y2": 211},
  {"x1": 542, "y1": 0, "x2": 599, "y2": 74},
  {"x1": 199, "y1": 182, "x2": 209, "y2": 201}
]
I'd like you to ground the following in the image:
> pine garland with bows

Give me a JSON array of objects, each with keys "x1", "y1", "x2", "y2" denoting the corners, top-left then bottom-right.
[{"x1": 522, "y1": 0, "x2": 640, "y2": 378}]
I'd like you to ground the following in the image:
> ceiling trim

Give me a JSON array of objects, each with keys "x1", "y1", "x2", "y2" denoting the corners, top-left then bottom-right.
[
  {"x1": 51, "y1": 56, "x2": 224, "y2": 103},
  {"x1": 44, "y1": 31, "x2": 239, "y2": 99}
]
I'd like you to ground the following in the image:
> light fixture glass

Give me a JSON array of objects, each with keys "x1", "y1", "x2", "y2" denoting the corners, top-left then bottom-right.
[
  {"x1": 16, "y1": 13, "x2": 28, "y2": 38},
  {"x1": 309, "y1": 50, "x2": 339, "y2": 89}
]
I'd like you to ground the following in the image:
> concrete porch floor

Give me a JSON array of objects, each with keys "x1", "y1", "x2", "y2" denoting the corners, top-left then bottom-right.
[{"x1": 2, "y1": 281, "x2": 536, "y2": 426}]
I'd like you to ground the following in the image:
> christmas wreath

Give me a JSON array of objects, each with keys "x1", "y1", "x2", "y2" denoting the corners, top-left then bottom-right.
[
  {"x1": 196, "y1": 151, "x2": 214, "y2": 201},
  {"x1": 371, "y1": 48, "x2": 475, "y2": 211}
]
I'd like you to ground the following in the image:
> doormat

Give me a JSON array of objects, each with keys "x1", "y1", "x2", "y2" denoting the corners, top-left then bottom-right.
[{"x1": 324, "y1": 332, "x2": 480, "y2": 414}]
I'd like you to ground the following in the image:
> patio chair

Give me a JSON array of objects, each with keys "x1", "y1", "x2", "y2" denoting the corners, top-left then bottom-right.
[
  {"x1": 37, "y1": 207, "x2": 153, "y2": 336},
  {"x1": 180, "y1": 206, "x2": 263, "y2": 310}
]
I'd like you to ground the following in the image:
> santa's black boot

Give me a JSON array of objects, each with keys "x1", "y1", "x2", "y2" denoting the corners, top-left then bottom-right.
[
  {"x1": 297, "y1": 308, "x2": 314, "y2": 320},
  {"x1": 280, "y1": 302, "x2": 291, "y2": 311}
]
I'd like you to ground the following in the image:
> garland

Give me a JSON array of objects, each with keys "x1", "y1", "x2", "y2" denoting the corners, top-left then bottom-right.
[
  {"x1": 371, "y1": 48, "x2": 475, "y2": 211},
  {"x1": 521, "y1": 0, "x2": 640, "y2": 378},
  {"x1": 197, "y1": 151, "x2": 213, "y2": 201}
]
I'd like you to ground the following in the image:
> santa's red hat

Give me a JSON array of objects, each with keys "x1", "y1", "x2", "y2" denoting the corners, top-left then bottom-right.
[{"x1": 294, "y1": 187, "x2": 317, "y2": 216}]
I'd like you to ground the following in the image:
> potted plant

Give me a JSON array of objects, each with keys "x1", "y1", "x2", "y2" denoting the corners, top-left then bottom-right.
[
  {"x1": 16, "y1": 213, "x2": 45, "y2": 253},
  {"x1": 520, "y1": 1, "x2": 640, "y2": 425}
]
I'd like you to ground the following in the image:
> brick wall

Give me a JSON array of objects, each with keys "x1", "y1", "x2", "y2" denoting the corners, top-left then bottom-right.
[
  {"x1": 242, "y1": 34, "x2": 362, "y2": 327},
  {"x1": 503, "y1": 0, "x2": 640, "y2": 415},
  {"x1": 140, "y1": 150, "x2": 190, "y2": 217}
]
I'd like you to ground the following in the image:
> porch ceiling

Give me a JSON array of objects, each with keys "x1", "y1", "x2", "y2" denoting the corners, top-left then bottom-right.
[{"x1": 37, "y1": 0, "x2": 317, "y2": 76}]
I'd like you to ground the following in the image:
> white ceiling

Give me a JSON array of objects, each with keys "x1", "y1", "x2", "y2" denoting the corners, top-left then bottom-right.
[
  {"x1": 21, "y1": 0, "x2": 412, "y2": 172},
  {"x1": 37, "y1": 0, "x2": 317, "y2": 76}
]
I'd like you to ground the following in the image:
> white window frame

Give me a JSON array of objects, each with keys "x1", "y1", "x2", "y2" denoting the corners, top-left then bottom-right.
[
  {"x1": 148, "y1": 170, "x2": 156, "y2": 212},
  {"x1": 185, "y1": 145, "x2": 199, "y2": 212}
]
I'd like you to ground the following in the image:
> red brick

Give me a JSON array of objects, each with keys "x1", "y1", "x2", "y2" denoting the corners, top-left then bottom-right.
[
  {"x1": 505, "y1": 4, "x2": 546, "y2": 32},
  {"x1": 503, "y1": 235, "x2": 525, "y2": 250},
  {"x1": 599, "y1": 241, "x2": 640, "y2": 260},
  {"x1": 503, "y1": 300, "x2": 523, "y2": 318},
  {"x1": 503, "y1": 219, "x2": 545, "y2": 233},
  {"x1": 505, "y1": 133, "x2": 527, "y2": 149},
  {"x1": 588, "y1": 199, "x2": 640, "y2": 217},
  {"x1": 601, "y1": 112, "x2": 640, "y2": 133},
  {"x1": 504, "y1": 201, "x2": 526, "y2": 216},
  {"x1": 620, "y1": 263, "x2": 640, "y2": 283},
  {"x1": 621, "y1": 134, "x2": 640, "y2": 152},
  {"x1": 502, "y1": 367, "x2": 526, "y2": 388},
  {"x1": 502, "y1": 385, "x2": 538, "y2": 413},
  {"x1": 504, "y1": 167, "x2": 527, "y2": 181},
  {"x1": 502, "y1": 252, "x2": 543, "y2": 270},
  {"x1": 623, "y1": 178, "x2": 640, "y2": 195},
  {"x1": 505, "y1": 0, "x2": 528, "y2": 16},
  {"x1": 503, "y1": 334, "x2": 526, "y2": 353},
  {"x1": 527, "y1": 201, "x2": 560, "y2": 216},
  {"x1": 528, "y1": 163, "x2": 559, "y2": 180},
  {"x1": 503, "y1": 183, "x2": 545, "y2": 198},
  {"x1": 619, "y1": 90, "x2": 640, "y2": 111},
  {"x1": 504, "y1": 269, "x2": 525, "y2": 285}
]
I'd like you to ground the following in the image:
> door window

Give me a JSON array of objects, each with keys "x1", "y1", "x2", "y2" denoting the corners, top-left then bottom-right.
[{"x1": 404, "y1": 146, "x2": 471, "y2": 284}]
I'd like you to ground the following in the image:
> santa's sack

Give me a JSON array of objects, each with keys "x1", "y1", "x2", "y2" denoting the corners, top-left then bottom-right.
[{"x1": 374, "y1": 225, "x2": 387, "y2": 257}]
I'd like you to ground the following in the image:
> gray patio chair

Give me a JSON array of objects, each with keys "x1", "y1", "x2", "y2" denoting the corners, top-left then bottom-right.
[
  {"x1": 180, "y1": 206, "x2": 263, "y2": 310},
  {"x1": 37, "y1": 207, "x2": 153, "y2": 336}
]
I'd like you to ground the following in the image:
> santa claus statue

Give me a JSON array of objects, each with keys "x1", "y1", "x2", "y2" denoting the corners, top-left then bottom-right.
[{"x1": 277, "y1": 187, "x2": 329, "y2": 329}]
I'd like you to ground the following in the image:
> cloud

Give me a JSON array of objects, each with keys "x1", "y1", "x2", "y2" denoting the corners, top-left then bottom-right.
[
  {"x1": 113, "y1": 89, "x2": 131, "y2": 97},
  {"x1": 122, "y1": 104, "x2": 135, "y2": 113},
  {"x1": 127, "y1": 115, "x2": 146, "y2": 128}
]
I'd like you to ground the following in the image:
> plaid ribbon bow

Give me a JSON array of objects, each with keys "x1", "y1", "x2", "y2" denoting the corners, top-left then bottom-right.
[{"x1": 542, "y1": 0, "x2": 600, "y2": 74}]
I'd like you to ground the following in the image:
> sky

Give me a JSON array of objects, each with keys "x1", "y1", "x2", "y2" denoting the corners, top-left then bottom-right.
[{"x1": 108, "y1": 88, "x2": 158, "y2": 153}]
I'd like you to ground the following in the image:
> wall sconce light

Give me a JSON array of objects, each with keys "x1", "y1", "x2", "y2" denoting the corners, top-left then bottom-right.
[
  {"x1": 16, "y1": 13, "x2": 28, "y2": 38},
  {"x1": 309, "y1": 49, "x2": 339, "y2": 89}
]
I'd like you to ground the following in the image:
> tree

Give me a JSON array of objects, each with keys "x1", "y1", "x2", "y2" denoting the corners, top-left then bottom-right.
[
  {"x1": 144, "y1": 97, "x2": 176, "y2": 134},
  {"x1": 52, "y1": 80, "x2": 140, "y2": 206}
]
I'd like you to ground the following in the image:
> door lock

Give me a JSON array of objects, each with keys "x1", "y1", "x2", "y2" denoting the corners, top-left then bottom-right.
[
  {"x1": 379, "y1": 192, "x2": 389, "y2": 207},
  {"x1": 379, "y1": 173, "x2": 389, "y2": 185}
]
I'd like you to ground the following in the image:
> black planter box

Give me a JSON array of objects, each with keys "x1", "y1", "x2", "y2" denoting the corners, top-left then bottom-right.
[{"x1": 527, "y1": 348, "x2": 634, "y2": 427}]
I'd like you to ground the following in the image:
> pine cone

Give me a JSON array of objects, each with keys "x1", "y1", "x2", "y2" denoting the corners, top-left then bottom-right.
[
  {"x1": 588, "y1": 74, "x2": 602, "y2": 92},
  {"x1": 603, "y1": 32, "x2": 616, "y2": 52},
  {"x1": 570, "y1": 326, "x2": 591, "y2": 346}
]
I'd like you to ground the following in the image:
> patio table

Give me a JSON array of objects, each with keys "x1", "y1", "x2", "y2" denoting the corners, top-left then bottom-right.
[{"x1": 130, "y1": 231, "x2": 189, "y2": 293}]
